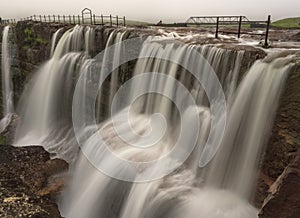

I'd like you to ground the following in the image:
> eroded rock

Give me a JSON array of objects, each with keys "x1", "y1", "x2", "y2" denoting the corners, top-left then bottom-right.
[
  {"x1": 0, "y1": 144, "x2": 68, "y2": 217},
  {"x1": 259, "y1": 148, "x2": 300, "y2": 218}
]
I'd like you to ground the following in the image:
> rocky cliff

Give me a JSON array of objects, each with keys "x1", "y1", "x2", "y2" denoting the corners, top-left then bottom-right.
[{"x1": 0, "y1": 21, "x2": 300, "y2": 216}]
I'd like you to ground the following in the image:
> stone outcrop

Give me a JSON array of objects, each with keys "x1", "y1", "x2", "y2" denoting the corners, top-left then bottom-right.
[
  {"x1": 263, "y1": 62, "x2": 300, "y2": 177},
  {"x1": 1, "y1": 21, "x2": 300, "y2": 215},
  {"x1": 0, "y1": 144, "x2": 68, "y2": 217},
  {"x1": 259, "y1": 148, "x2": 300, "y2": 218},
  {"x1": 254, "y1": 58, "x2": 300, "y2": 207}
]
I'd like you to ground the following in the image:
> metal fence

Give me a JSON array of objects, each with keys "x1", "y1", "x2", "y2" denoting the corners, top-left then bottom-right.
[
  {"x1": 0, "y1": 19, "x2": 17, "y2": 24},
  {"x1": 1, "y1": 8, "x2": 126, "y2": 26},
  {"x1": 18, "y1": 14, "x2": 126, "y2": 26},
  {"x1": 186, "y1": 15, "x2": 271, "y2": 47}
]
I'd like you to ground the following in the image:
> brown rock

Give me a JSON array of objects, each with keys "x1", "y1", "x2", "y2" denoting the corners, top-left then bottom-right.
[
  {"x1": 0, "y1": 144, "x2": 68, "y2": 217},
  {"x1": 259, "y1": 148, "x2": 300, "y2": 218}
]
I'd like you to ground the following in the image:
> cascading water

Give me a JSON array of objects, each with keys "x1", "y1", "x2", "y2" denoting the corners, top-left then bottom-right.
[
  {"x1": 50, "y1": 28, "x2": 62, "y2": 57},
  {"x1": 0, "y1": 26, "x2": 14, "y2": 133},
  {"x1": 8, "y1": 25, "x2": 294, "y2": 217},
  {"x1": 59, "y1": 34, "x2": 294, "y2": 218},
  {"x1": 201, "y1": 55, "x2": 293, "y2": 199},
  {"x1": 13, "y1": 25, "x2": 96, "y2": 162},
  {"x1": 13, "y1": 26, "x2": 128, "y2": 163}
]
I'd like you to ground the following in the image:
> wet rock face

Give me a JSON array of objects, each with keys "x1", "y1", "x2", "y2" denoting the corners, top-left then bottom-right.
[
  {"x1": 13, "y1": 21, "x2": 72, "y2": 104},
  {"x1": 263, "y1": 63, "x2": 300, "y2": 179},
  {"x1": 0, "y1": 144, "x2": 68, "y2": 217},
  {"x1": 253, "y1": 62, "x2": 300, "y2": 207},
  {"x1": 1, "y1": 21, "x2": 112, "y2": 113},
  {"x1": 259, "y1": 148, "x2": 300, "y2": 218}
]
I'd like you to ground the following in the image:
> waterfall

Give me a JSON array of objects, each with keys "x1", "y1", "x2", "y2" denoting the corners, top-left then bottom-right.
[
  {"x1": 201, "y1": 56, "x2": 293, "y2": 199},
  {"x1": 13, "y1": 26, "x2": 96, "y2": 162},
  {"x1": 96, "y1": 30, "x2": 128, "y2": 121},
  {"x1": 50, "y1": 28, "x2": 62, "y2": 57},
  {"x1": 13, "y1": 26, "x2": 128, "y2": 163},
  {"x1": 0, "y1": 26, "x2": 14, "y2": 133},
  {"x1": 7, "y1": 25, "x2": 294, "y2": 217},
  {"x1": 59, "y1": 35, "x2": 293, "y2": 218}
]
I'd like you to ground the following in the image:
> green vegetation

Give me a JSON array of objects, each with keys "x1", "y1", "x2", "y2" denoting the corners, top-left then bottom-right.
[
  {"x1": 24, "y1": 27, "x2": 33, "y2": 44},
  {"x1": 0, "y1": 134, "x2": 5, "y2": 144},
  {"x1": 24, "y1": 28, "x2": 48, "y2": 46},
  {"x1": 272, "y1": 17, "x2": 300, "y2": 28},
  {"x1": 35, "y1": 37, "x2": 47, "y2": 45}
]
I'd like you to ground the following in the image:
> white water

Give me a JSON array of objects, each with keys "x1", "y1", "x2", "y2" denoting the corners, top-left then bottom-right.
[
  {"x1": 201, "y1": 56, "x2": 293, "y2": 199},
  {"x1": 50, "y1": 28, "x2": 62, "y2": 57},
  {"x1": 13, "y1": 26, "x2": 95, "y2": 162},
  {"x1": 8, "y1": 26, "x2": 294, "y2": 217},
  {"x1": 96, "y1": 30, "x2": 127, "y2": 120},
  {"x1": 59, "y1": 35, "x2": 293, "y2": 218},
  {"x1": 13, "y1": 27, "x2": 128, "y2": 163},
  {"x1": 0, "y1": 26, "x2": 14, "y2": 133}
]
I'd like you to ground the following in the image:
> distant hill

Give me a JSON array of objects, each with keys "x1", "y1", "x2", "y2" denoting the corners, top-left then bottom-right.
[
  {"x1": 272, "y1": 17, "x2": 300, "y2": 28},
  {"x1": 125, "y1": 20, "x2": 150, "y2": 26}
]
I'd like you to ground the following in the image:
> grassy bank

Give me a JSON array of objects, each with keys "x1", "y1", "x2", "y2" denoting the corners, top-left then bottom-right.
[{"x1": 272, "y1": 17, "x2": 300, "y2": 28}]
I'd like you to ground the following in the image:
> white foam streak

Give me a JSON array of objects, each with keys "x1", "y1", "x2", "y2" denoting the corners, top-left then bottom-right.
[{"x1": 0, "y1": 26, "x2": 14, "y2": 133}]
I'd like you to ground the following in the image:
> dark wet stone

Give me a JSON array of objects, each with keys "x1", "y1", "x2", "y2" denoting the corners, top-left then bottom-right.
[
  {"x1": 259, "y1": 148, "x2": 300, "y2": 218},
  {"x1": 0, "y1": 144, "x2": 68, "y2": 217}
]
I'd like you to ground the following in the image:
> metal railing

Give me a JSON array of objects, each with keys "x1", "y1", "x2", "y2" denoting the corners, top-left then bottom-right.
[
  {"x1": 19, "y1": 14, "x2": 126, "y2": 26},
  {"x1": 1, "y1": 8, "x2": 126, "y2": 26},
  {"x1": 0, "y1": 19, "x2": 17, "y2": 24},
  {"x1": 186, "y1": 16, "x2": 249, "y2": 25},
  {"x1": 186, "y1": 15, "x2": 271, "y2": 47}
]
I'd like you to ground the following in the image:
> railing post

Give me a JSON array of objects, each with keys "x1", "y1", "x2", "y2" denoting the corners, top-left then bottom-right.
[
  {"x1": 69, "y1": 15, "x2": 71, "y2": 24},
  {"x1": 53, "y1": 15, "x2": 55, "y2": 22},
  {"x1": 215, "y1": 17, "x2": 219, "y2": 38},
  {"x1": 264, "y1": 15, "x2": 271, "y2": 47},
  {"x1": 44, "y1": 15, "x2": 46, "y2": 22},
  {"x1": 116, "y1": 15, "x2": 119, "y2": 26},
  {"x1": 82, "y1": 13, "x2": 84, "y2": 24},
  {"x1": 110, "y1": 14, "x2": 112, "y2": 26},
  {"x1": 63, "y1": 15, "x2": 65, "y2": 23},
  {"x1": 33, "y1": 15, "x2": 36, "y2": 21},
  {"x1": 101, "y1": 14, "x2": 104, "y2": 25},
  {"x1": 93, "y1": 14, "x2": 96, "y2": 25},
  {"x1": 58, "y1": 15, "x2": 60, "y2": 23},
  {"x1": 237, "y1": 16, "x2": 242, "y2": 38},
  {"x1": 39, "y1": 15, "x2": 42, "y2": 22},
  {"x1": 123, "y1": 16, "x2": 126, "y2": 26}
]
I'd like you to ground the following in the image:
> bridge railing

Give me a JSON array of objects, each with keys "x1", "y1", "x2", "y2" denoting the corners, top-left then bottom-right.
[
  {"x1": 18, "y1": 14, "x2": 126, "y2": 26},
  {"x1": 186, "y1": 15, "x2": 271, "y2": 47},
  {"x1": 0, "y1": 19, "x2": 17, "y2": 25}
]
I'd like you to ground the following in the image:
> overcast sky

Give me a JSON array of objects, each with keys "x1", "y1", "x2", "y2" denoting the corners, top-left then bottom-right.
[{"x1": 1, "y1": 0, "x2": 299, "y2": 23}]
